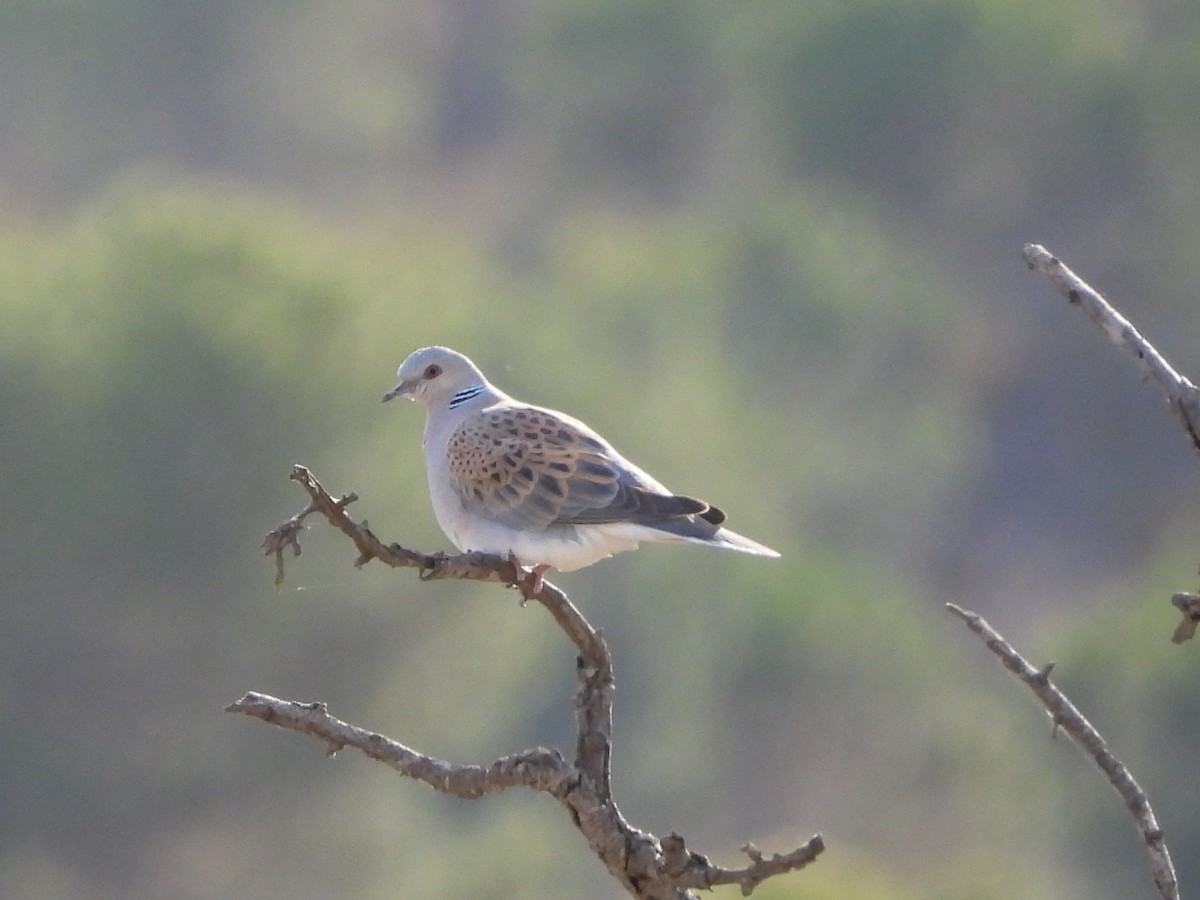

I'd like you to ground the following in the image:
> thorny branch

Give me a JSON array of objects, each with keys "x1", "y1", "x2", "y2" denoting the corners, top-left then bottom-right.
[
  {"x1": 237, "y1": 465, "x2": 823, "y2": 899},
  {"x1": 1023, "y1": 244, "x2": 1200, "y2": 642},
  {"x1": 947, "y1": 603, "x2": 1179, "y2": 900}
]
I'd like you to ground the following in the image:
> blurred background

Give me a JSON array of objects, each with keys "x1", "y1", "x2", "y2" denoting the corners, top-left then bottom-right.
[{"x1": 2, "y1": 1, "x2": 1200, "y2": 898}]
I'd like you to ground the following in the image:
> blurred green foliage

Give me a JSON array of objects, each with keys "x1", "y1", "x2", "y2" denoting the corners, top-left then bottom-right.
[{"x1": 2, "y1": 1, "x2": 1200, "y2": 899}]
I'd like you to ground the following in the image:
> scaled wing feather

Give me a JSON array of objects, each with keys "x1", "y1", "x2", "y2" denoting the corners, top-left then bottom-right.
[{"x1": 446, "y1": 406, "x2": 713, "y2": 531}]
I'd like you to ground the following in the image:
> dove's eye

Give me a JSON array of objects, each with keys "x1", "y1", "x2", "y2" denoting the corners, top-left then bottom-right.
[{"x1": 423, "y1": 364, "x2": 442, "y2": 380}]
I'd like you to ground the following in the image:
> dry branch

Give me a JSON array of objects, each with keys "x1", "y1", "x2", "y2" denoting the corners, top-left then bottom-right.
[
  {"x1": 239, "y1": 465, "x2": 823, "y2": 899},
  {"x1": 1022, "y1": 243, "x2": 1200, "y2": 454},
  {"x1": 947, "y1": 603, "x2": 1179, "y2": 900},
  {"x1": 1023, "y1": 244, "x2": 1200, "y2": 642},
  {"x1": 225, "y1": 692, "x2": 568, "y2": 796}
]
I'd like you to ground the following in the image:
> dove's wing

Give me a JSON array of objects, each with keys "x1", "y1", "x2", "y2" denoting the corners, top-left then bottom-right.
[{"x1": 446, "y1": 405, "x2": 721, "y2": 532}]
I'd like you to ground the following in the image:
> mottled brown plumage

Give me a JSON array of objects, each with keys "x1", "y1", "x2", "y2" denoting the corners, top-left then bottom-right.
[{"x1": 447, "y1": 406, "x2": 719, "y2": 531}]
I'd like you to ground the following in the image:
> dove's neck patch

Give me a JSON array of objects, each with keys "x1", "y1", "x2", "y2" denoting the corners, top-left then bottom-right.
[{"x1": 448, "y1": 384, "x2": 485, "y2": 410}]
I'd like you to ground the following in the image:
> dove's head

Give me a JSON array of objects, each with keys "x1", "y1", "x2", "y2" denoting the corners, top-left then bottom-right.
[{"x1": 383, "y1": 346, "x2": 488, "y2": 409}]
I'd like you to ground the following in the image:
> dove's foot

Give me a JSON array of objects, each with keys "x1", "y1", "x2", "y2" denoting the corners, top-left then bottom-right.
[{"x1": 508, "y1": 553, "x2": 550, "y2": 601}]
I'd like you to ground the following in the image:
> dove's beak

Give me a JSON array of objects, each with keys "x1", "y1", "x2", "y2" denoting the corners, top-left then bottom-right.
[{"x1": 382, "y1": 380, "x2": 415, "y2": 402}]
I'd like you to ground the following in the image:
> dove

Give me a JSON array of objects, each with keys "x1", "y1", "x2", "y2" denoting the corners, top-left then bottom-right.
[{"x1": 383, "y1": 346, "x2": 779, "y2": 591}]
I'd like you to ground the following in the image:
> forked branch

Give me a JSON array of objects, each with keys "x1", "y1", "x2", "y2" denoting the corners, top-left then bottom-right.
[{"x1": 237, "y1": 465, "x2": 823, "y2": 899}]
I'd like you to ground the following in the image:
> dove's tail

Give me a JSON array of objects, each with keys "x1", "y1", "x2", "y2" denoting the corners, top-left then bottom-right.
[
  {"x1": 646, "y1": 517, "x2": 780, "y2": 558},
  {"x1": 709, "y1": 527, "x2": 781, "y2": 558}
]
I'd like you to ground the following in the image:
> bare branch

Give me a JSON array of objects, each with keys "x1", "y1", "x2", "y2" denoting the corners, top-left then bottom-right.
[
  {"x1": 1023, "y1": 244, "x2": 1200, "y2": 641},
  {"x1": 226, "y1": 692, "x2": 569, "y2": 796},
  {"x1": 242, "y1": 467, "x2": 824, "y2": 898},
  {"x1": 947, "y1": 603, "x2": 1179, "y2": 900},
  {"x1": 661, "y1": 834, "x2": 826, "y2": 895},
  {"x1": 1022, "y1": 243, "x2": 1200, "y2": 455}
]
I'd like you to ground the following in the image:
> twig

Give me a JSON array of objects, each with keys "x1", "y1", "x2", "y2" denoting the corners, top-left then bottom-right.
[
  {"x1": 947, "y1": 603, "x2": 1179, "y2": 900},
  {"x1": 1023, "y1": 243, "x2": 1200, "y2": 454},
  {"x1": 1023, "y1": 244, "x2": 1200, "y2": 642},
  {"x1": 661, "y1": 834, "x2": 826, "y2": 895},
  {"x1": 238, "y1": 467, "x2": 824, "y2": 898},
  {"x1": 225, "y1": 692, "x2": 568, "y2": 795}
]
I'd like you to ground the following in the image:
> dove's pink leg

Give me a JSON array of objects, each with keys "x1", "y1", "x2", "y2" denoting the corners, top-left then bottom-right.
[
  {"x1": 507, "y1": 553, "x2": 550, "y2": 600},
  {"x1": 518, "y1": 564, "x2": 549, "y2": 600}
]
